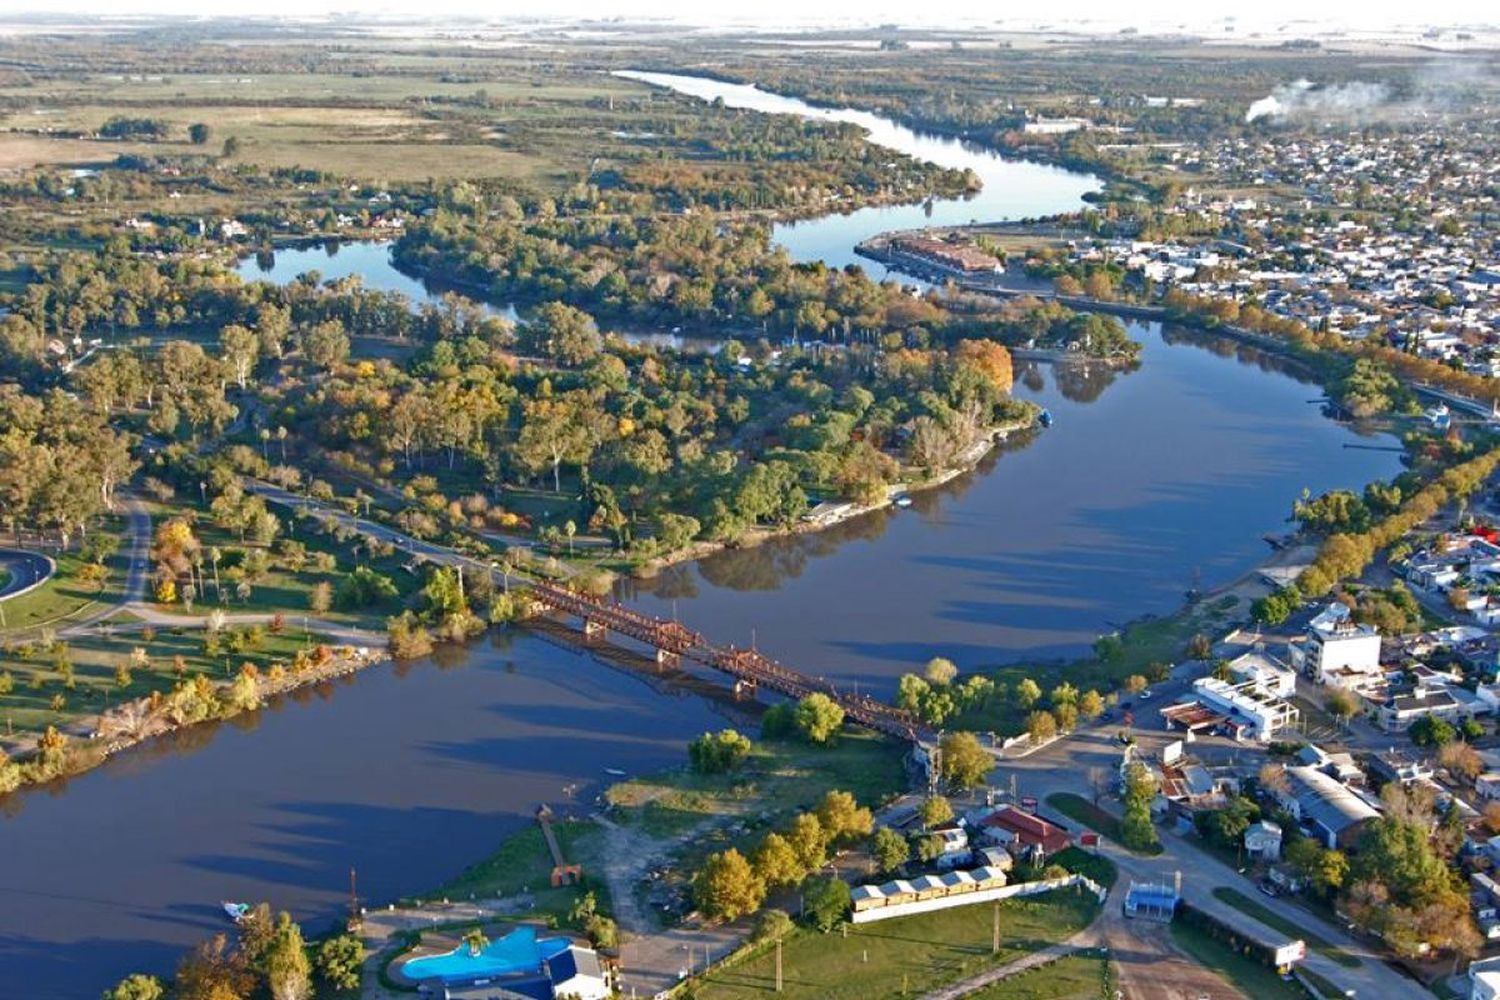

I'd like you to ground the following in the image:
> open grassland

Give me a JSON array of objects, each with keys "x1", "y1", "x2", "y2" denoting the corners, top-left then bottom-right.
[
  {"x1": 425, "y1": 818, "x2": 610, "y2": 923},
  {"x1": 692, "y1": 889, "x2": 1099, "y2": 1000},
  {"x1": 605, "y1": 731, "x2": 908, "y2": 839},
  {"x1": 965, "y1": 952, "x2": 1111, "y2": 999}
]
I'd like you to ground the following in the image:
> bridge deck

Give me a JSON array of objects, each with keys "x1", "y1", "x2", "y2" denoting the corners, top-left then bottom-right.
[{"x1": 528, "y1": 581, "x2": 925, "y2": 742}]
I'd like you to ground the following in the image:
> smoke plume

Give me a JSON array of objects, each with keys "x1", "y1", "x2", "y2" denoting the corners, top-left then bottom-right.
[{"x1": 1244, "y1": 79, "x2": 1391, "y2": 122}]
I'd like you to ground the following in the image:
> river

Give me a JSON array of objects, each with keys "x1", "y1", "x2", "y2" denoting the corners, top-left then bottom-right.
[{"x1": 3, "y1": 75, "x2": 1402, "y2": 998}]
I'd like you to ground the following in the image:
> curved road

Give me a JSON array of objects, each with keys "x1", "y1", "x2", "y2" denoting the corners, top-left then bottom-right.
[{"x1": 0, "y1": 549, "x2": 54, "y2": 602}]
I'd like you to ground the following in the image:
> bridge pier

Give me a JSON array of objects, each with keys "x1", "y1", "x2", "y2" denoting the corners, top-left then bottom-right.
[
  {"x1": 583, "y1": 619, "x2": 607, "y2": 640},
  {"x1": 734, "y1": 678, "x2": 759, "y2": 699},
  {"x1": 655, "y1": 648, "x2": 680, "y2": 667}
]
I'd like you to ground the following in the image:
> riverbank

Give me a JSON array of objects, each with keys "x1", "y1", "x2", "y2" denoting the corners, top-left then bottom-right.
[
  {"x1": 628, "y1": 413, "x2": 1040, "y2": 579},
  {"x1": 0, "y1": 635, "x2": 388, "y2": 797}
]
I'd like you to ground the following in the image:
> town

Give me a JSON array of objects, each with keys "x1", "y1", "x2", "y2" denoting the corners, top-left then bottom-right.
[{"x1": 6, "y1": 10, "x2": 1500, "y2": 1000}]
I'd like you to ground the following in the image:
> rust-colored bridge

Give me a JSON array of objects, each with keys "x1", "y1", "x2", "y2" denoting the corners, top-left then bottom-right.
[{"x1": 527, "y1": 580, "x2": 928, "y2": 743}]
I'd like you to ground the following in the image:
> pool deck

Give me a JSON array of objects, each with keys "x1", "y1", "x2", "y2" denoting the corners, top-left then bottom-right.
[{"x1": 388, "y1": 922, "x2": 580, "y2": 989}]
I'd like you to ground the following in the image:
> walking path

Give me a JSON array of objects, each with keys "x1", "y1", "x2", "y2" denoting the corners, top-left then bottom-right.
[{"x1": 918, "y1": 938, "x2": 1094, "y2": 1000}]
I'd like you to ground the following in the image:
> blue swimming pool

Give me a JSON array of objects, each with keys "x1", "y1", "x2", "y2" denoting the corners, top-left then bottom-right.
[{"x1": 402, "y1": 925, "x2": 570, "y2": 984}]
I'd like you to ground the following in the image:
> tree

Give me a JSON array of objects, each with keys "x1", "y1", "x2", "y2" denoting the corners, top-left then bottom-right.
[
  {"x1": 1410, "y1": 714, "x2": 1456, "y2": 748},
  {"x1": 314, "y1": 934, "x2": 364, "y2": 990},
  {"x1": 1439, "y1": 740, "x2": 1483, "y2": 782},
  {"x1": 175, "y1": 934, "x2": 254, "y2": 1000},
  {"x1": 188, "y1": 122, "x2": 212, "y2": 145},
  {"x1": 464, "y1": 928, "x2": 488, "y2": 956},
  {"x1": 102, "y1": 974, "x2": 165, "y2": 1000},
  {"x1": 1120, "y1": 762, "x2": 1159, "y2": 852},
  {"x1": 918, "y1": 795, "x2": 954, "y2": 830},
  {"x1": 1025, "y1": 709, "x2": 1057, "y2": 742},
  {"x1": 303, "y1": 320, "x2": 350, "y2": 371},
  {"x1": 752, "y1": 908, "x2": 794, "y2": 944},
  {"x1": 939, "y1": 731, "x2": 991, "y2": 791},
  {"x1": 1014, "y1": 677, "x2": 1042, "y2": 708},
  {"x1": 262, "y1": 912, "x2": 312, "y2": 1000},
  {"x1": 816, "y1": 790, "x2": 873, "y2": 845},
  {"x1": 923, "y1": 657, "x2": 958, "y2": 685},
  {"x1": 752, "y1": 832, "x2": 804, "y2": 889},
  {"x1": 523, "y1": 302, "x2": 602, "y2": 367},
  {"x1": 1325, "y1": 687, "x2": 1359, "y2": 727},
  {"x1": 1123, "y1": 674, "x2": 1148, "y2": 695},
  {"x1": 309, "y1": 580, "x2": 333, "y2": 615},
  {"x1": 787, "y1": 813, "x2": 829, "y2": 870},
  {"x1": 694, "y1": 848, "x2": 765, "y2": 921},
  {"x1": 221, "y1": 135, "x2": 241, "y2": 158},
  {"x1": 689, "y1": 729, "x2": 753, "y2": 774},
  {"x1": 794, "y1": 693, "x2": 844, "y2": 745},
  {"x1": 871, "y1": 826, "x2": 909, "y2": 875},
  {"x1": 802, "y1": 876, "x2": 851, "y2": 932},
  {"x1": 1078, "y1": 689, "x2": 1105, "y2": 720}
]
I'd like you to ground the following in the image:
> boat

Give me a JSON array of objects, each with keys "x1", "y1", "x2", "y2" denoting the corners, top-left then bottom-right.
[
  {"x1": 894, "y1": 495, "x2": 913, "y2": 509},
  {"x1": 1037, "y1": 409, "x2": 1053, "y2": 428},
  {"x1": 222, "y1": 901, "x2": 251, "y2": 923},
  {"x1": 604, "y1": 768, "x2": 627, "y2": 777}
]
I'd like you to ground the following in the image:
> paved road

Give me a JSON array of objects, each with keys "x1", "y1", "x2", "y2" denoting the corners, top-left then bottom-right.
[
  {"x1": 0, "y1": 549, "x2": 52, "y2": 601},
  {"x1": 992, "y1": 725, "x2": 1418, "y2": 1000}
]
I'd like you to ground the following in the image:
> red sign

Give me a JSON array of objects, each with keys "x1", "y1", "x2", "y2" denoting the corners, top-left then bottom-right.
[
  {"x1": 1020, "y1": 796, "x2": 1038, "y2": 813},
  {"x1": 1080, "y1": 832, "x2": 1100, "y2": 848}
]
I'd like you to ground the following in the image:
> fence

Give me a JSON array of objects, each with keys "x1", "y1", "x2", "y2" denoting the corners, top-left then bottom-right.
[{"x1": 849, "y1": 873, "x2": 1106, "y2": 925}]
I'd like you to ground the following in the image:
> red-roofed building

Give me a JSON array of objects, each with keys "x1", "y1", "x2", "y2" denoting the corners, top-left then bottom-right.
[{"x1": 979, "y1": 806, "x2": 1071, "y2": 857}]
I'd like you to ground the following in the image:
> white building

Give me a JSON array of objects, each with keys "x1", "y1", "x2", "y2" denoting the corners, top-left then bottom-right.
[
  {"x1": 1471, "y1": 955, "x2": 1500, "y2": 1000},
  {"x1": 1180, "y1": 676, "x2": 1299, "y2": 742},
  {"x1": 1227, "y1": 650, "x2": 1298, "y2": 698},
  {"x1": 1289, "y1": 603, "x2": 1382, "y2": 687},
  {"x1": 1244, "y1": 820, "x2": 1283, "y2": 861}
]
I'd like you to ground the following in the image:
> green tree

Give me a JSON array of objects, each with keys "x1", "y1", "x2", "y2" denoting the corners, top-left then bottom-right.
[
  {"x1": 1410, "y1": 714, "x2": 1456, "y2": 748},
  {"x1": 1078, "y1": 689, "x2": 1105, "y2": 720},
  {"x1": 918, "y1": 795, "x2": 954, "y2": 830},
  {"x1": 1026, "y1": 709, "x2": 1058, "y2": 742},
  {"x1": 694, "y1": 848, "x2": 765, "y2": 921},
  {"x1": 787, "y1": 813, "x2": 829, "y2": 870},
  {"x1": 794, "y1": 693, "x2": 844, "y2": 745},
  {"x1": 314, "y1": 933, "x2": 365, "y2": 990},
  {"x1": 263, "y1": 912, "x2": 312, "y2": 1000},
  {"x1": 102, "y1": 974, "x2": 165, "y2": 1000},
  {"x1": 802, "y1": 876, "x2": 851, "y2": 932},
  {"x1": 1014, "y1": 677, "x2": 1042, "y2": 708},
  {"x1": 688, "y1": 729, "x2": 753, "y2": 774},
  {"x1": 939, "y1": 731, "x2": 991, "y2": 791},
  {"x1": 188, "y1": 122, "x2": 212, "y2": 145},
  {"x1": 871, "y1": 826, "x2": 910, "y2": 874},
  {"x1": 1120, "y1": 762, "x2": 1159, "y2": 852}
]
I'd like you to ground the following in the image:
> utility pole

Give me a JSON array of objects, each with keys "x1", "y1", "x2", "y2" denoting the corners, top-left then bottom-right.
[
  {"x1": 775, "y1": 936, "x2": 783, "y2": 992},
  {"x1": 992, "y1": 901, "x2": 1000, "y2": 954}
]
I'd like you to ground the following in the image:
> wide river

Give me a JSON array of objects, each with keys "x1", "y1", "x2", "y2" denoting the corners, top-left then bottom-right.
[{"x1": 3, "y1": 74, "x2": 1402, "y2": 997}]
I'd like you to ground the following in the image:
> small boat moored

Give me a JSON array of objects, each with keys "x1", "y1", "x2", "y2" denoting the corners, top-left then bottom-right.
[
  {"x1": 222, "y1": 901, "x2": 251, "y2": 923},
  {"x1": 1037, "y1": 409, "x2": 1053, "y2": 428},
  {"x1": 894, "y1": 495, "x2": 913, "y2": 509},
  {"x1": 604, "y1": 768, "x2": 627, "y2": 777}
]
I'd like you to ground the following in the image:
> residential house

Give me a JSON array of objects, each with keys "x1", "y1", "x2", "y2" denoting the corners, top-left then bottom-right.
[
  {"x1": 979, "y1": 807, "x2": 1070, "y2": 860},
  {"x1": 1244, "y1": 820, "x2": 1284, "y2": 861}
]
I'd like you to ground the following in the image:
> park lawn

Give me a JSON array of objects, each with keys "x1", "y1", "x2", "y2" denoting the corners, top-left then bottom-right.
[
  {"x1": 425, "y1": 820, "x2": 610, "y2": 923},
  {"x1": 606, "y1": 732, "x2": 908, "y2": 839},
  {"x1": 1045, "y1": 793, "x2": 1164, "y2": 857},
  {"x1": 693, "y1": 889, "x2": 1099, "y2": 1000},
  {"x1": 965, "y1": 952, "x2": 1111, "y2": 999},
  {"x1": 1048, "y1": 847, "x2": 1118, "y2": 890},
  {"x1": 1211, "y1": 887, "x2": 1360, "y2": 968},
  {"x1": 0, "y1": 624, "x2": 314, "y2": 736},
  {"x1": 1168, "y1": 920, "x2": 1307, "y2": 1000},
  {"x1": 140, "y1": 498, "x2": 417, "y2": 630},
  {"x1": 0, "y1": 534, "x2": 131, "y2": 636}
]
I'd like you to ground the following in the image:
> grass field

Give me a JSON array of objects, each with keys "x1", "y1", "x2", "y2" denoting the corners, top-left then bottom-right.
[
  {"x1": 1168, "y1": 920, "x2": 1308, "y2": 999},
  {"x1": 694, "y1": 889, "x2": 1100, "y2": 1000},
  {"x1": 1211, "y1": 887, "x2": 1360, "y2": 968},
  {"x1": 966, "y1": 952, "x2": 1110, "y2": 999},
  {"x1": 605, "y1": 731, "x2": 909, "y2": 839},
  {"x1": 0, "y1": 623, "x2": 316, "y2": 737}
]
